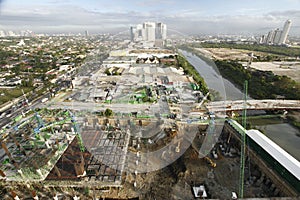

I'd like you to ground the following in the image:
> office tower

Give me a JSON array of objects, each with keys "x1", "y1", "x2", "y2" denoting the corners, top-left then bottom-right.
[
  {"x1": 161, "y1": 23, "x2": 167, "y2": 40},
  {"x1": 266, "y1": 30, "x2": 275, "y2": 44},
  {"x1": 155, "y1": 23, "x2": 167, "y2": 40},
  {"x1": 261, "y1": 20, "x2": 292, "y2": 45},
  {"x1": 143, "y1": 22, "x2": 156, "y2": 41},
  {"x1": 259, "y1": 35, "x2": 266, "y2": 44},
  {"x1": 0, "y1": 30, "x2": 5, "y2": 37},
  {"x1": 273, "y1": 29, "x2": 282, "y2": 44},
  {"x1": 155, "y1": 23, "x2": 162, "y2": 39},
  {"x1": 130, "y1": 24, "x2": 144, "y2": 41},
  {"x1": 279, "y1": 20, "x2": 292, "y2": 44},
  {"x1": 130, "y1": 22, "x2": 167, "y2": 43},
  {"x1": 130, "y1": 26, "x2": 135, "y2": 41}
]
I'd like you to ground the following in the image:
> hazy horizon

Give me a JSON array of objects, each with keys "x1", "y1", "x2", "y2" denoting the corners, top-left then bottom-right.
[{"x1": 0, "y1": 0, "x2": 300, "y2": 36}]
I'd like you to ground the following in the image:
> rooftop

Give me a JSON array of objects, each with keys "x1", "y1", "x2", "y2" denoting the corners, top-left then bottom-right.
[{"x1": 246, "y1": 129, "x2": 300, "y2": 180}]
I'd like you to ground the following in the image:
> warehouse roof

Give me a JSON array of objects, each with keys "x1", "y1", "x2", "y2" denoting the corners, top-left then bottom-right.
[{"x1": 246, "y1": 129, "x2": 300, "y2": 180}]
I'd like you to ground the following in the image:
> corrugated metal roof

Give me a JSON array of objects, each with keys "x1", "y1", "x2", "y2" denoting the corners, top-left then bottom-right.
[{"x1": 246, "y1": 129, "x2": 300, "y2": 180}]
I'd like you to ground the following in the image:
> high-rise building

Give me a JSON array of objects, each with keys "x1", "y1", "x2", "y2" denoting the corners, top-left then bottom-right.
[
  {"x1": 130, "y1": 26, "x2": 135, "y2": 41},
  {"x1": 85, "y1": 30, "x2": 89, "y2": 37},
  {"x1": 155, "y1": 23, "x2": 167, "y2": 40},
  {"x1": 266, "y1": 30, "x2": 275, "y2": 44},
  {"x1": 260, "y1": 20, "x2": 292, "y2": 45},
  {"x1": 279, "y1": 19, "x2": 292, "y2": 44},
  {"x1": 161, "y1": 24, "x2": 167, "y2": 40},
  {"x1": 143, "y1": 22, "x2": 156, "y2": 41},
  {"x1": 259, "y1": 35, "x2": 266, "y2": 44},
  {"x1": 130, "y1": 22, "x2": 167, "y2": 46},
  {"x1": 273, "y1": 29, "x2": 282, "y2": 44},
  {"x1": 0, "y1": 30, "x2": 5, "y2": 37}
]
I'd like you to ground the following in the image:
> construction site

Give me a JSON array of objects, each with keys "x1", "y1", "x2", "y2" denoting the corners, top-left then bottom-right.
[{"x1": 0, "y1": 48, "x2": 299, "y2": 199}]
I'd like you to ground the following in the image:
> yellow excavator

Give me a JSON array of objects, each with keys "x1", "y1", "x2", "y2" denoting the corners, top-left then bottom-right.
[{"x1": 204, "y1": 156, "x2": 216, "y2": 168}]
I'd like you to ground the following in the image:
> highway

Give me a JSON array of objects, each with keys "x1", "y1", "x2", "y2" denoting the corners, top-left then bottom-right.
[
  {"x1": 0, "y1": 51, "x2": 108, "y2": 130},
  {"x1": 38, "y1": 101, "x2": 160, "y2": 113},
  {"x1": 207, "y1": 99, "x2": 300, "y2": 112},
  {"x1": 0, "y1": 92, "x2": 51, "y2": 129}
]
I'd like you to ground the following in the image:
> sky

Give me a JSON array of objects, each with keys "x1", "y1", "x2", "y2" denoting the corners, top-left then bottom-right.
[{"x1": 0, "y1": 0, "x2": 300, "y2": 35}]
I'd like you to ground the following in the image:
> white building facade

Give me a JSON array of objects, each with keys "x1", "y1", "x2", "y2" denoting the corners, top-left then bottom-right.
[
  {"x1": 130, "y1": 22, "x2": 167, "y2": 47},
  {"x1": 260, "y1": 20, "x2": 292, "y2": 45},
  {"x1": 278, "y1": 19, "x2": 292, "y2": 44}
]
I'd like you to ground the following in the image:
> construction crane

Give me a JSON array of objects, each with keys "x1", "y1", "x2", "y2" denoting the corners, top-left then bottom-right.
[
  {"x1": 245, "y1": 52, "x2": 257, "y2": 69},
  {"x1": 198, "y1": 110, "x2": 216, "y2": 167},
  {"x1": 21, "y1": 89, "x2": 30, "y2": 106},
  {"x1": 239, "y1": 80, "x2": 248, "y2": 198},
  {"x1": 33, "y1": 112, "x2": 45, "y2": 134},
  {"x1": 68, "y1": 110, "x2": 85, "y2": 152}
]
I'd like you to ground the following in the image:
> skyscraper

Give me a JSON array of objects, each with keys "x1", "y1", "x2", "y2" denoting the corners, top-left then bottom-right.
[
  {"x1": 266, "y1": 30, "x2": 275, "y2": 44},
  {"x1": 279, "y1": 19, "x2": 292, "y2": 44},
  {"x1": 161, "y1": 24, "x2": 167, "y2": 40},
  {"x1": 143, "y1": 22, "x2": 156, "y2": 41},
  {"x1": 130, "y1": 22, "x2": 167, "y2": 46},
  {"x1": 273, "y1": 29, "x2": 282, "y2": 44},
  {"x1": 130, "y1": 26, "x2": 135, "y2": 41},
  {"x1": 260, "y1": 19, "x2": 292, "y2": 45},
  {"x1": 155, "y1": 23, "x2": 167, "y2": 40}
]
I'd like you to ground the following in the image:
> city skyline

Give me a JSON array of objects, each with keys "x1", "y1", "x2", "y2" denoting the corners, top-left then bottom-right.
[
  {"x1": 0, "y1": 0, "x2": 300, "y2": 35},
  {"x1": 130, "y1": 22, "x2": 167, "y2": 47},
  {"x1": 260, "y1": 19, "x2": 292, "y2": 45}
]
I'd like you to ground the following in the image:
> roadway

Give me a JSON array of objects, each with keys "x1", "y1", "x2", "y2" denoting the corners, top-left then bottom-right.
[
  {"x1": 0, "y1": 92, "x2": 52, "y2": 129},
  {"x1": 0, "y1": 52, "x2": 108, "y2": 130},
  {"x1": 207, "y1": 99, "x2": 300, "y2": 112},
  {"x1": 38, "y1": 101, "x2": 160, "y2": 114}
]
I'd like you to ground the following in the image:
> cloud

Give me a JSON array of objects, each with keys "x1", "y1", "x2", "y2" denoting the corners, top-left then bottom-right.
[
  {"x1": 1, "y1": 5, "x2": 134, "y2": 31},
  {"x1": 47, "y1": 0, "x2": 72, "y2": 3},
  {"x1": 164, "y1": 9, "x2": 300, "y2": 35},
  {"x1": 0, "y1": 2, "x2": 299, "y2": 36},
  {"x1": 137, "y1": 0, "x2": 175, "y2": 7}
]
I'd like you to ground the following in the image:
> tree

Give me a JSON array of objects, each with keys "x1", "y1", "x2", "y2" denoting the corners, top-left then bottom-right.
[
  {"x1": 22, "y1": 77, "x2": 33, "y2": 87},
  {"x1": 142, "y1": 96, "x2": 150, "y2": 102},
  {"x1": 104, "y1": 68, "x2": 111, "y2": 75},
  {"x1": 104, "y1": 108, "x2": 113, "y2": 117}
]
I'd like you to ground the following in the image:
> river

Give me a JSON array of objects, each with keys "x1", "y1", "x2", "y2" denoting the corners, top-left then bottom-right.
[
  {"x1": 180, "y1": 50, "x2": 247, "y2": 101},
  {"x1": 180, "y1": 49, "x2": 300, "y2": 161}
]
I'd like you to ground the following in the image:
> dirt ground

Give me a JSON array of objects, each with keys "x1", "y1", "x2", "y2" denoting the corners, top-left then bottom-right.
[
  {"x1": 0, "y1": 127, "x2": 291, "y2": 200},
  {"x1": 115, "y1": 129, "x2": 279, "y2": 200},
  {"x1": 195, "y1": 48, "x2": 300, "y2": 83},
  {"x1": 195, "y1": 48, "x2": 269, "y2": 61},
  {"x1": 249, "y1": 62, "x2": 300, "y2": 83}
]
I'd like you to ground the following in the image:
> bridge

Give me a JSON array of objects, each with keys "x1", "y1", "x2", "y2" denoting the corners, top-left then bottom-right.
[{"x1": 206, "y1": 99, "x2": 300, "y2": 112}]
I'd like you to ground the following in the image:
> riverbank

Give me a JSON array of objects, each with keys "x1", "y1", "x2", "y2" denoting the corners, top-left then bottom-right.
[
  {"x1": 192, "y1": 42, "x2": 300, "y2": 58},
  {"x1": 287, "y1": 111, "x2": 300, "y2": 133},
  {"x1": 183, "y1": 46, "x2": 300, "y2": 100},
  {"x1": 184, "y1": 47, "x2": 300, "y2": 131},
  {"x1": 177, "y1": 54, "x2": 209, "y2": 95},
  {"x1": 180, "y1": 48, "x2": 300, "y2": 162}
]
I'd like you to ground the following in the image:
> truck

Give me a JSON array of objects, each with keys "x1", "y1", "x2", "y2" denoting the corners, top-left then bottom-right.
[
  {"x1": 41, "y1": 98, "x2": 49, "y2": 103},
  {"x1": 0, "y1": 101, "x2": 13, "y2": 113}
]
